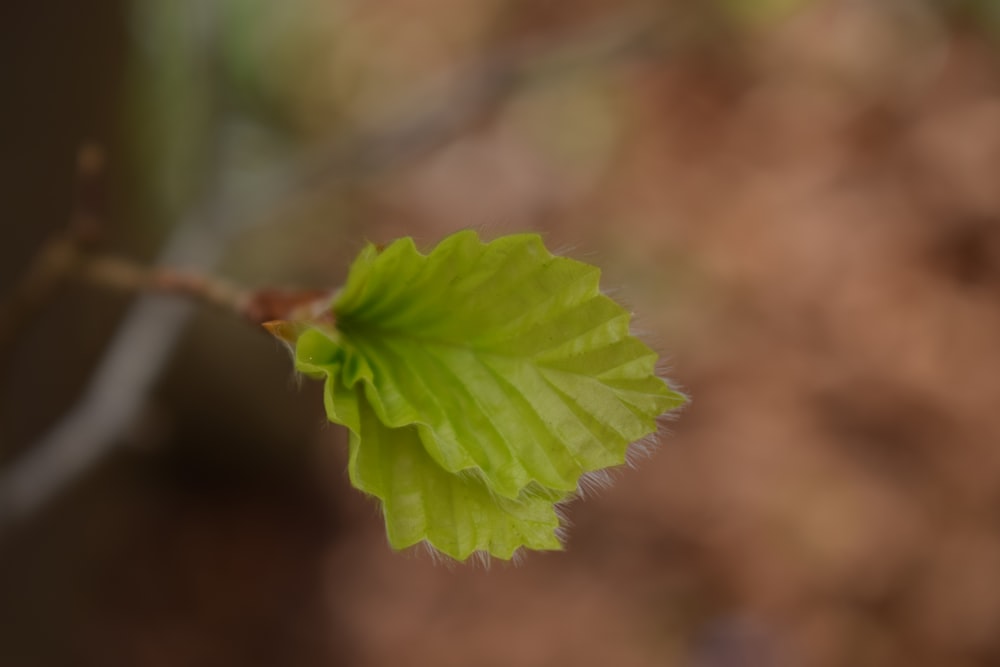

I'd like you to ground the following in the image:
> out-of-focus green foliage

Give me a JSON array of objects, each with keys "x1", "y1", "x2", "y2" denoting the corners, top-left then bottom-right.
[
  {"x1": 129, "y1": 0, "x2": 222, "y2": 216},
  {"x1": 716, "y1": 0, "x2": 812, "y2": 25},
  {"x1": 944, "y1": 0, "x2": 1000, "y2": 36}
]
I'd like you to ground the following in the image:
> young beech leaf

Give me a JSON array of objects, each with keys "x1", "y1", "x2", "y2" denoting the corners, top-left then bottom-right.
[{"x1": 291, "y1": 230, "x2": 686, "y2": 561}]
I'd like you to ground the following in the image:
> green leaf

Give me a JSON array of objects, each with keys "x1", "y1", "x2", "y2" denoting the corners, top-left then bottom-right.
[{"x1": 293, "y1": 230, "x2": 686, "y2": 560}]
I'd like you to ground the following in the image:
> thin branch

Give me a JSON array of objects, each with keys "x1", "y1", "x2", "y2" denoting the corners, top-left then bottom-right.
[
  {"x1": 78, "y1": 253, "x2": 334, "y2": 327},
  {"x1": 79, "y1": 255, "x2": 249, "y2": 317},
  {"x1": 2, "y1": 221, "x2": 336, "y2": 350}
]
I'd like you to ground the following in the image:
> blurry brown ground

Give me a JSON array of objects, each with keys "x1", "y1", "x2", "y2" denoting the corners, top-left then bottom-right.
[{"x1": 4, "y1": 1, "x2": 1000, "y2": 666}]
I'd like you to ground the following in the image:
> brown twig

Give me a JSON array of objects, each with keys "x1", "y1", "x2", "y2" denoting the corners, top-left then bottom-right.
[
  {"x1": 79, "y1": 255, "x2": 249, "y2": 317},
  {"x1": 78, "y1": 254, "x2": 335, "y2": 328}
]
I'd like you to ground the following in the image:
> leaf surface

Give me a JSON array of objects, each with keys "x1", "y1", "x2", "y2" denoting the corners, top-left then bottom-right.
[
  {"x1": 296, "y1": 329, "x2": 563, "y2": 560},
  {"x1": 293, "y1": 231, "x2": 686, "y2": 560}
]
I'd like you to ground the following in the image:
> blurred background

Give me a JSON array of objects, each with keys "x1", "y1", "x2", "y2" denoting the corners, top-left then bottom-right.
[{"x1": 4, "y1": 0, "x2": 1000, "y2": 665}]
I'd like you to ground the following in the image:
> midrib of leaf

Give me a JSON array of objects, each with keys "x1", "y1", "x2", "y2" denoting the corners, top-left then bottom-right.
[{"x1": 335, "y1": 311, "x2": 641, "y2": 375}]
